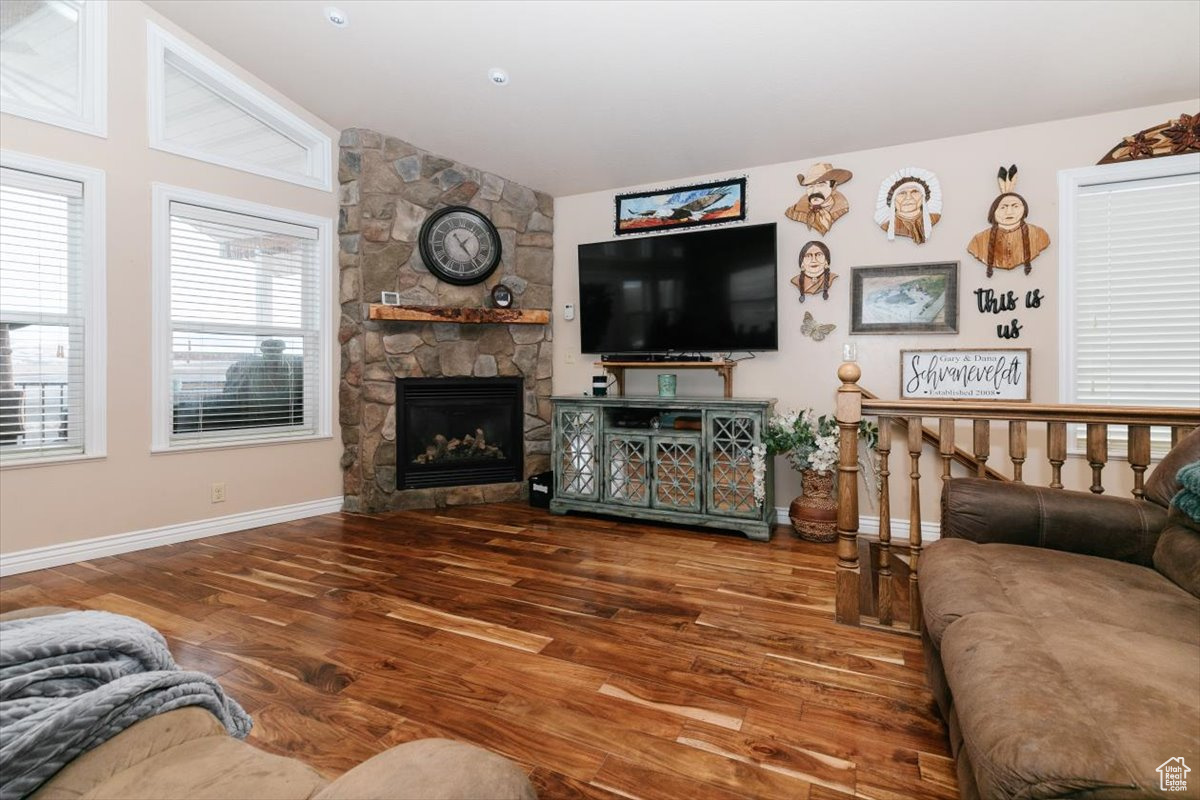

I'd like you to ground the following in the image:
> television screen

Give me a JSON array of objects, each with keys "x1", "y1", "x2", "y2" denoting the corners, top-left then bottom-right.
[{"x1": 578, "y1": 223, "x2": 777, "y2": 354}]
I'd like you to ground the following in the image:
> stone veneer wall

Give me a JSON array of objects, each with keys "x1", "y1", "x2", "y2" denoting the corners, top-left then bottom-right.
[{"x1": 337, "y1": 128, "x2": 554, "y2": 513}]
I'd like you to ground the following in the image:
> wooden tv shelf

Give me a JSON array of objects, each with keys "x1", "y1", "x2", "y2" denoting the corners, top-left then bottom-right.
[
  {"x1": 367, "y1": 304, "x2": 550, "y2": 325},
  {"x1": 594, "y1": 359, "x2": 738, "y2": 398}
]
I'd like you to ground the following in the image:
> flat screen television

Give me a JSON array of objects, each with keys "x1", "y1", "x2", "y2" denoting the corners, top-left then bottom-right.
[{"x1": 578, "y1": 222, "x2": 777, "y2": 354}]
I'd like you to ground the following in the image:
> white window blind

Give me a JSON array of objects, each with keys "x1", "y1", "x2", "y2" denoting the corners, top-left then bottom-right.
[
  {"x1": 0, "y1": 165, "x2": 86, "y2": 461},
  {"x1": 0, "y1": 0, "x2": 106, "y2": 136},
  {"x1": 166, "y1": 200, "x2": 322, "y2": 446},
  {"x1": 147, "y1": 24, "x2": 331, "y2": 190},
  {"x1": 1067, "y1": 165, "x2": 1200, "y2": 448}
]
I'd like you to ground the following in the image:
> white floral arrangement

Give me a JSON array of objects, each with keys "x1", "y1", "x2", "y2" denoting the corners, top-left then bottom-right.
[
  {"x1": 765, "y1": 409, "x2": 877, "y2": 476},
  {"x1": 750, "y1": 442, "x2": 767, "y2": 505}
]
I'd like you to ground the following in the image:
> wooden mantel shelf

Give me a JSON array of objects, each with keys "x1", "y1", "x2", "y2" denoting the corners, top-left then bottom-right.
[{"x1": 367, "y1": 304, "x2": 550, "y2": 325}]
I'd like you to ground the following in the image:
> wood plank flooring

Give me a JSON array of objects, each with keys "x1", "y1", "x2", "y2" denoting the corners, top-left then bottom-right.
[{"x1": 0, "y1": 503, "x2": 956, "y2": 799}]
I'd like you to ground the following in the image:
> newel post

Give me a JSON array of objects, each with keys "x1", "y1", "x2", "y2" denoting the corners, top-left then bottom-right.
[{"x1": 834, "y1": 362, "x2": 862, "y2": 625}]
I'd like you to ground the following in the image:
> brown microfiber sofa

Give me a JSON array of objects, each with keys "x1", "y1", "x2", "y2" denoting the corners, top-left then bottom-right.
[
  {"x1": 2, "y1": 608, "x2": 537, "y2": 800},
  {"x1": 919, "y1": 430, "x2": 1200, "y2": 800}
]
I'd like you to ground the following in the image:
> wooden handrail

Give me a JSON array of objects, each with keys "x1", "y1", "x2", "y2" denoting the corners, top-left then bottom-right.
[
  {"x1": 859, "y1": 398, "x2": 1200, "y2": 427},
  {"x1": 860, "y1": 388, "x2": 1008, "y2": 482},
  {"x1": 834, "y1": 362, "x2": 1200, "y2": 635}
]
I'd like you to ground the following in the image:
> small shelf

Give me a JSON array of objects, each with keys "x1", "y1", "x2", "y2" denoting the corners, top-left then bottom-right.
[
  {"x1": 368, "y1": 304, "x2": 550, "y2": 325},
  {"x1": 594, "y1": 359, "x2": 738, "y2": 398}
]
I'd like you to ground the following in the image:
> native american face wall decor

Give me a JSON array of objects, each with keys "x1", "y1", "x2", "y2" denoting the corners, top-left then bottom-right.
[
  {"x1": 791, "y1": 241, "x2": 837, "y2": 303},
  {"x1": 966, "y1": 165, "x2": 1051, "y2": 277},
  {"x1": 784, "y1": 162, "x2": 853, "y2": 235},
  {"x1": 875, "y1": 167, "x2": 942, "y2": 244}
]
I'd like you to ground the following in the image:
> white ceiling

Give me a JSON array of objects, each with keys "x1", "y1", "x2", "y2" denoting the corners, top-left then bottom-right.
[{"x1": 145, "y1": 0, "x2": 1200, "y2": 197}]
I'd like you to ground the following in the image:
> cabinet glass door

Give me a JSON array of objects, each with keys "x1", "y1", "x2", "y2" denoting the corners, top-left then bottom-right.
[
  {"x1": 555, "y1": 406, "x2": 600, "y2": 500},
  {"x1": 651, "y1": 435, "x2": 702, "y2": 513},
  {"x1": 604, "y1": 432, "x2": 650, "y2": 507},
  {"x1": 705, "y1": 411, "x2": 763, "y2": 519}
]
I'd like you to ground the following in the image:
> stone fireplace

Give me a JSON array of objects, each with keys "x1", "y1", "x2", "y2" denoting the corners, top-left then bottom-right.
[
  {"x1": 337, "y1": 128, "x2": 554, "y2": 513},
  {"x1": 395, "y1": 376, "x2": 524, "y2": 490}
]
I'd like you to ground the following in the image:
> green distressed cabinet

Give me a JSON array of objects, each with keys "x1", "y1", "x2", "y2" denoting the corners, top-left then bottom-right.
[{"x1": 550, "y1": 396, "x2": 775, "y2": 540}]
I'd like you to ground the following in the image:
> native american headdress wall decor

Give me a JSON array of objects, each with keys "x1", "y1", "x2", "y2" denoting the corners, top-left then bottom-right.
[
  {"x1": 966, "y1": 164, "x2": 1051, "y2": 277},
  {"x1": 874, "y1": 167, "x2": 942, "y2": 244}
]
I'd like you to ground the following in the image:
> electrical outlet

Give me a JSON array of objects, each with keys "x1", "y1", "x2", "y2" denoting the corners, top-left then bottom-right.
[
  {"x1": 211, "y1": 482, "x2": 226, "y2": 503},
  {"x1": 565, "y1": 351, "x2": 576, "y2": 365}
]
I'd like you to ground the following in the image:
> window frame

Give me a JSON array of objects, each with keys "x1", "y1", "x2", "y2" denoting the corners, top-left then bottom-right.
[
  {"x1": 0, "y1": 149, "x2": 106, "y2": 469},
  {"x1": 146, "y1": 22, "x2": 332, "y2": 191},
  {"x1": 1057, "y1": 152, "x2": 1200, "y2": 455},
  {"x1": 0, "y1": 0, "x2": 108, "y2": 137},
  {"x1": 150, "y1": 183, "x2": 333, "y2": 453}
]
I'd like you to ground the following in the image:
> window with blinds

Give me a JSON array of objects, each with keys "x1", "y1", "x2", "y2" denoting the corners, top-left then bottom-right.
[
  {"x1": 0, "y1": 164, "x2": 88, "y2": 462},
  {"x1": 160, "y1": 195, "x2": 326, "y2": 448},
  {"x1": 147, "y1": 23, "x2": 331, "y2": 190},
  {"x1": 1062, "y1": 156, "x2": 1200, "y2": 451},
  {"x1": 0, "y1": 0, "x2": 106, "y2": 136}
]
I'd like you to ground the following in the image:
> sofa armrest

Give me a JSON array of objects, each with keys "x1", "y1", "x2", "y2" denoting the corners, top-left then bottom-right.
[
  {"x1": 940, "y1": 478, "x2": 1167, "y2": 565},
  {"x1": 313, "y1": 739, "x2": 536, "y2": 800}
]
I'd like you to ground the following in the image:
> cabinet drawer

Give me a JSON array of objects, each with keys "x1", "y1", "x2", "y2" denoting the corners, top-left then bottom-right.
[
  {"x1": 705, "y1": 410, "x2": 764, "y2": 519},
  {"x1": 555, "y1": 406, "x2": 600, "y2": 500},
  {"x1": 604, "y1": 432, "x2": 651, "y2": 507},
  {"x1": 650, "y1": 435, "x2": 702, "y2": 513}
]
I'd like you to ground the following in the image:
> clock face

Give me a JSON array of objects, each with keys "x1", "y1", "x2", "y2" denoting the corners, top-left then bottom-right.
[{"x1": 418, "y1": 206, "x2": 503, "y2": 285}]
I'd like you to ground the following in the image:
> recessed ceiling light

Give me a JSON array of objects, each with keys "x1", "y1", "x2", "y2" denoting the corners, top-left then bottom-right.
[
  {"x1": 488, "y1": 68, "x2": 510, "y2": 87},
  {"x1": 324, "y1": 6, "x2": 348, "y2": 27}
]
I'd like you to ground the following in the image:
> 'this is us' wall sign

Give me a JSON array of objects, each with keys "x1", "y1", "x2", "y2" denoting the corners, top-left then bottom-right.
[{"x1": 901, "y1": 349, "x2": 1031, "y2": 401}]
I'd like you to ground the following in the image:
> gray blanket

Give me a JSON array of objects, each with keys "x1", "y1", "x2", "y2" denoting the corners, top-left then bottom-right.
[{"x1": 0, "y1": 610, "x2": 251, "y2": 800}]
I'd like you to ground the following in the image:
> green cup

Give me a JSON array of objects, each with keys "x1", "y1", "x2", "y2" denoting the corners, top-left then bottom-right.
[{"x1": 658, "y1": 373, "x2": 677, "y2": 398}]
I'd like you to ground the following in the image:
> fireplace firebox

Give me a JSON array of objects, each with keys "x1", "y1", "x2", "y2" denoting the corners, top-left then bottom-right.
[{"x1": 395, "y1": 377, "x2": 524, "y2": 489}]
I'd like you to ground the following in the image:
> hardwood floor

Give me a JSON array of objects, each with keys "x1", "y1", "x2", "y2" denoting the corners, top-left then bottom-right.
[{"x1": 0, "y1": 504, "x2": 957, "y2": 799}]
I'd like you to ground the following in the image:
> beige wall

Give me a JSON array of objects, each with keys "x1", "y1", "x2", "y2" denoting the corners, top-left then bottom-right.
[
  {"x1": 0, "y1": 1, "x2": 341, "y2": 554},
  {"x1": 551, "y1": 100, "x2": 1199, "y2": 517}
]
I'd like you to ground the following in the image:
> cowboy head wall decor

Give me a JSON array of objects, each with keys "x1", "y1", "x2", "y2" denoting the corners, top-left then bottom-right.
[
  {"x1": 875, "y1": 167, "x2": 942, "y2": 244},
  {"x1": 791, "y1": 241, "x2": 837, "y2": 303},
  {"x1": 784, "y1": 162, "x2": 853, "y2": 235},
  {"x1": 966, "y1": 165, "x2": 1050, "y2": 277}
]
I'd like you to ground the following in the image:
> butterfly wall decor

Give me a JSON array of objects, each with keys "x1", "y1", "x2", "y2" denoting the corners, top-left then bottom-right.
[{"x1": 800, "y1": 311, "x2": 836, "y2": 342}]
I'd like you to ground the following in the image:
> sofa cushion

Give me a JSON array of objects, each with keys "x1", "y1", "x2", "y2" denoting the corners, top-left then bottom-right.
[
  {"x1": 1145, "y1": 427, "x2": 1200, "y2": 509},
  {"x1": 30, "y1": 708, "x2": 328, "y2": 800},
  {"x1": 313, "y1": 739, "x2": 537, "y2": 800},
  {"x1": 920, "y1": 538, "x2": 1200, "y2": 648},
  {"x1": 941, "y1": 612, "x2": 1200, "y2": 799},
  {"x1": 939, "y1": 479, "x2": 1166, "y2": 565},
  {"x1": 1155, "y1": 507, "x2": 1200, "y2": 598}
]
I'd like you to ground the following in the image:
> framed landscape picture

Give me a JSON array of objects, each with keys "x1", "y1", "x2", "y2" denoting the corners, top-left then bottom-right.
[
  {"x1": 614, "y1": 176, "x2": 746, "y2": 235},
  {"x1": 850, "y1": 262, "x2": 959, "y2": 334},
  {"x1": 900, "y1": 348, "x2": 1031, "y2": 401}
]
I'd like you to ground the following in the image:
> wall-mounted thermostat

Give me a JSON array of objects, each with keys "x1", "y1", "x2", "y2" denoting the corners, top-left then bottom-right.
[{"x1": 563, "y1": 303, "x2": 575, "y2": 321}]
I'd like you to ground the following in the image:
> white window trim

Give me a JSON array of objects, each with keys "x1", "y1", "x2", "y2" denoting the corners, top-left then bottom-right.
[
  {"x1": 0, "y1": 149, "x2": 106, "y2": 468},
  {"x1": 150, "y1": 183, "x2": 333, "y2": 453},
  {"x1": 145, "y1": 22, "x2": 332, "y2": 191},
  {"x1": 1057, "y1": 152, "x2": 1200, "y2": 456},
  {"x1": 0, "y1": 0, "x2": 107, "y2": 137}
]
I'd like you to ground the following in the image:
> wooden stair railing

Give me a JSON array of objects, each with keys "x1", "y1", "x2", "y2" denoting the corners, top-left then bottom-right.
[
  {"x1": 835, "y1": 362, "x2": 1200, "y2": 636},
  {"x1": 860, "y1": 388, "x2": 1009, "y2": 482}
]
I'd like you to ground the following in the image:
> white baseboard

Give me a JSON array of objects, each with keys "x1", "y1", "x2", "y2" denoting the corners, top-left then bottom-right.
[
  {"x1": 0, "y1": 497, "x2": 344, "y2": 577},
  {"x1": 773, "y1": 507, "x2": 941, "y2": 542}
]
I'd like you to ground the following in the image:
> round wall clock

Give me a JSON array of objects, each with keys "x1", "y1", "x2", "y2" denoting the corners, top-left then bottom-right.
[{"x1": 417, "y1": 206, "x2": 503, "y2": 285}]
